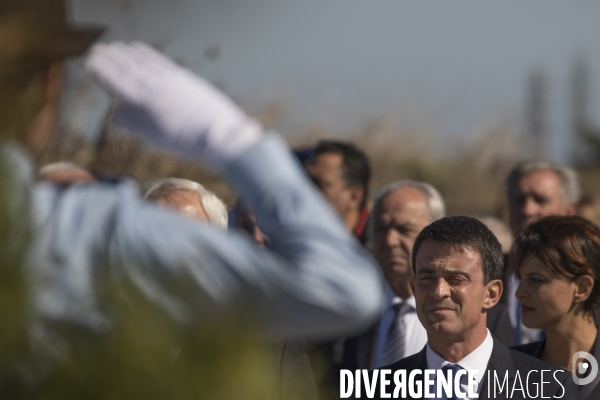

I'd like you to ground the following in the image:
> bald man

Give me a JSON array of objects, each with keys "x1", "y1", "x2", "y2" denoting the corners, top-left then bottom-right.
[{"x1": 143, "y1": 178, "x2": 228, "y2": 228}]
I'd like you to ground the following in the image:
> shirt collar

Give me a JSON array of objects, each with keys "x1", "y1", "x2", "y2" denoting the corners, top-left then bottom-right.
[
  {"x1": 391, "y1": 295, "x2": 416, "y2": 309},
  {"x1": 384, "y1": 283, "x2": 416, "y2": 308},
  {"x1": 425, "y1": 329, "x2": 493, "y2": 384},
  {"x1": 353, "y1": 206, "x2": 369, "y2": 239}
]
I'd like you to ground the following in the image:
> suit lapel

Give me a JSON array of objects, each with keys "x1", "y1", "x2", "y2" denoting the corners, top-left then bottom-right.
[
  {"x1": 528, "y1": 339, "x2": 546, "y2": 358},
  {"x1": 479, "y1": 338, "x2": 516, "y2": 400},
  {"x1": 414, "y1": 346, "x2": 428, "y2": 370},
  {"x1": 409, "y1": 348, "x2": 428, "y2": 400}
]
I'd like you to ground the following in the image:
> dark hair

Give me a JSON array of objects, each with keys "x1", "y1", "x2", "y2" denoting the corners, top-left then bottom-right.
[
  {"x1": 314, "y1": 140, "x2": 371, "y2": 208},
  {"x1": 511, "y1": 215, "x2": 600, "y2": 316},
  {"x1": 412, "y1": 216, "x2": 504, "y2": 284}
]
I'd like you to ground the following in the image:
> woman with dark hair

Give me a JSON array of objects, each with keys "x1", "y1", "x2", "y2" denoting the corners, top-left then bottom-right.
[{"x1": 512, "y1": 215, "x2": 600, "y2": 399}]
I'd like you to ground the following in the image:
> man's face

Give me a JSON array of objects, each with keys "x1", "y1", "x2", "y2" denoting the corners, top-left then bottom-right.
[
  {"x1": 155, "y1": 190, "x2": 209, "y2": 222},
  {"x1": 508, "y1": 170, "x2": 575, "y2": 235},
  {"x1": 306, "y1": 152, "x2": 354, "y2": 218},
  {"x1": 413, "y1": 241, "x2": 495, "y2": 339},
  {"x1": 372, "y1": 187, "x2": 431, "y2": 289}
]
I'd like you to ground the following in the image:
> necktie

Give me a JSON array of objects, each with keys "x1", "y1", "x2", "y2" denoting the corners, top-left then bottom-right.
[
  {"x1": 381, "y1": 302, "x2": 411, "y2": 366},
  {"x1": 441, "y1": 364, "x2": 465, "y2": 400}
]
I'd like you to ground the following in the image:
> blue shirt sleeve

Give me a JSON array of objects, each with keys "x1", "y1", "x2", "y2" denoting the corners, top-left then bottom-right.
[{"x1": 30, "y1": 135, "x2": 384, "y2": 340}]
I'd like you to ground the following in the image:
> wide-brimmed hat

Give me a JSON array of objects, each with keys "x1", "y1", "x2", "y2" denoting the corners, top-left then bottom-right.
[{"x1": 1, "y1": 0, "x2": 105, "y2": 64}]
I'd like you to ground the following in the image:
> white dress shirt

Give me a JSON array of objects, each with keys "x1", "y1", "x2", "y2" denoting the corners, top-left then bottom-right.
[
  {"x1": 374, "y1": 285, "x2": 427, "y2": 367},
  {"x1": 425, "y1": 329, "x2": 494, "y2": 399}
]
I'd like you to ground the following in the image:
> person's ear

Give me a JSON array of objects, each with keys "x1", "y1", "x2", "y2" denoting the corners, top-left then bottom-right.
[
  {"x1": 563, "y1": 201, "x2": 578, "y2": 216},
  {"x1": 483, "y1": 279, "x2": 502, "y2": 310},
  {"x1": 574, "y1": 275, "x2": 594, "y2": 305}
]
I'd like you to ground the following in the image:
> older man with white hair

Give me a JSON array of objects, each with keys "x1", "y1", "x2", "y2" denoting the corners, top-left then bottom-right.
[
  {"x1": 507, "y1": 160, "x2": 580, "y2": 237},
  {"x1": 143, "y1": 178, "x2": 228, "y2": 229},
  {"x1": 504, "y1": 160, "x2": 581, "y2": 344},
  {"x1": 332, "y1": 180, "x2": 444, "y2": 374},
  {"x1": 368, "y1": 181, "x2": 445, "y2": 366}
]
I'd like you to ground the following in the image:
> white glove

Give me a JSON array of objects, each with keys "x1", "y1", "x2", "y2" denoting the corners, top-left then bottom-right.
[{"x1": 85, "y1": 41, "x2": 263, "y2": 166}]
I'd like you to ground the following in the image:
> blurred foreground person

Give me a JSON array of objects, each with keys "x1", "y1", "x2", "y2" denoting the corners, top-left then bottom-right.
[
  {"x1": 38, "y1": 162, "x2": 95, "y2": 185},
  {"x1": 512, "y1": 216, "x2": 600, "y2": 400},
  {"x1": 230, "y1": 200, "x2": 269, "y2": 247},
  {"x1": 306, "y1": 140, "x2": 371, "y2": 243},
  {"x1": 144, "y1": 178, "x2": 319, "y2": 399},
  {"x1": 0, "y1": 1, "x2": 383, "y2": 397},
  {"x1": 374, "y1": 217, "x2": 578, "y2": 400},
  {"x1": 505, "y1": 161, "x2": 580, "y2": 344},
  {"x1": 228, "y1": 199, "x2": 317, "y2": 399},
  {"x1": 143, "y1": 177, "x2": 228, "y2": 229}
]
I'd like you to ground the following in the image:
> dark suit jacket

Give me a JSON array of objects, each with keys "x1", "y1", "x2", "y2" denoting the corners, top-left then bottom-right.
[
  {"x1": 512, "y1": 335, "x2": 600, "y2": 400},
  {"x1": 486, "y1": 304, "x2": 515, "y2": 347},
  {"x1": 361, "y1": 336, "x2": 580, "y2": 400},
  {"x1": 334, "y1": 305, "x2": 514, "y2": 374}
]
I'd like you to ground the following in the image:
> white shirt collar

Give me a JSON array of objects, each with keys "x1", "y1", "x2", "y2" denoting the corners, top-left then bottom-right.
[
  {"x1": 391, "y1": 294, "x2": 416, "y2": 309},
  {"x1": 385, "y1": 283, "x2": 416, "y2": 309},
  {"x1": 425, "y1": 329, "x2": 494, "y2": 384}
]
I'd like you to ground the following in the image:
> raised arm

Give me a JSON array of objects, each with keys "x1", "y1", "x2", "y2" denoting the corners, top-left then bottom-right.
[{"x1": 82, "y1": 42, "x2": 383, "y2": 339}]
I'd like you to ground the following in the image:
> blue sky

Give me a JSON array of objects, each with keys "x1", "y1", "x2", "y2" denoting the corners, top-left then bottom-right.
[{"x1": 72, "y1": 0, "x2": 600, "y2": 161}]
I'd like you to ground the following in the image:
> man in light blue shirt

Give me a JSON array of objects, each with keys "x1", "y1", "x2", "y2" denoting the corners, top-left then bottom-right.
[{"x1": 2, "y1": 0, "x2": 384, "y2": 360}]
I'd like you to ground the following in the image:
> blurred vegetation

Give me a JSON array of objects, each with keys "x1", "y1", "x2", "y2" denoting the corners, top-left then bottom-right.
[
  {"x1": 0, "y1": 159, "x2": 31, "y2": 399},
  {"x1": 38, "y1": 124, "x2": 236, "y2": 205},
  {"x1": 42, "y1": 92, "x2": 600, "y2": 224},
  {"x1": 578, "y1": 125, "x2": 600, "y2": 164},
  {"x1": 0, "y1": 154, "x2": 309, "y2": 399},
  {"x1": 28, "y1": 287, "x2": 290, "y2": 400}
]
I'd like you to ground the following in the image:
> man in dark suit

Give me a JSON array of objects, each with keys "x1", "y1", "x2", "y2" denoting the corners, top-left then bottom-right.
[
  {"x1": 334, "y1": 183, "x2": 513, "y2": 380},
  {"x1": 361, "y1": 216, "x2": 579, "y2": 399}
]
